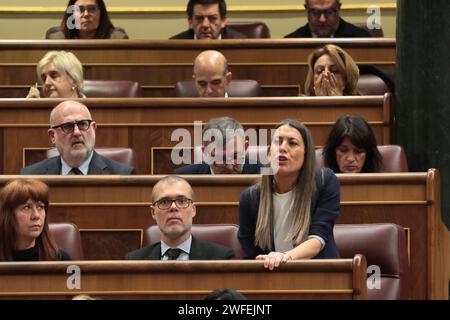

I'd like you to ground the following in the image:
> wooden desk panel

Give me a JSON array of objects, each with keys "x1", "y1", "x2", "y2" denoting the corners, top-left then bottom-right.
[
  {"x1": 0, "y1": 95, "x2": 391, "y2": 174},
  {"x1": 0, "y1": 258, "x2": 367, "y2": 300},
  {"x1": 0, "y1": 170, "x2": 447, "y2": 299},
  {"x1": 0, "y1": 84, "x2": 301, "y2": 98},
  {"x1": 2, "y1": 170, "x2": 447, "y2": 299},
  {"x1": 0, "y1": 39, "x2": 395, "y2": 91}
]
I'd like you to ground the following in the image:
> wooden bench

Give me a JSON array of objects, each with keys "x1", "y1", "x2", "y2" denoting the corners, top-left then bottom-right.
[
  {"x1": 0, "y1": 39, "x2": 395, "y2": 97},
  {"x1": 0, "y1": 95, "x2": 391, "y2": 174},
  {"x1": 0, "y1": 169, "x2": 450, "y2": 299},
  {"x1": 0, "y1": 258, "x2": 367, "y2": 300},
  {"x1": 1, "y1": 170, "x2": 448, "y2": 299}
]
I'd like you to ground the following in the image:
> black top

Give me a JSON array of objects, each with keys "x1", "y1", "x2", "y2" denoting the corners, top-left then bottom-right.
[
  {"x1": 14, "y1": 245, "x2": 72, "y2": 261},
  {"x1": 284, "y1": 18, "x2": 371, "y2": 38},
  {"x1": 170, "y1": 27, "x2": 248, "y2": 39}
]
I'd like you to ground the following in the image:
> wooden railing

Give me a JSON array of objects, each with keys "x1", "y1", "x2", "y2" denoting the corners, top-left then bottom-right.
[
  {"x1": 0, "y1": 257, "x2": 367, "y2": 300},
  {"x1": 1, "y1": 169, "x2": 448, "y2": 299},
  {"x1": 0, "y1": 95, "x2": 391, "y2": 174},
  {"x1": 0, "y1": 39, "x2": 395, "y2": 97}
]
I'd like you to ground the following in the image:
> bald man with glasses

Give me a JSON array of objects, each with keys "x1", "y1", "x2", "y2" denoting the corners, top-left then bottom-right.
[
  {"x1": 285, "y1": 0, "x2": 370, "y2": 38},
  {"x1": 125, "y1": 176, "x2": 235, "y2": 260},
  {"x1": 21, "y1": 100, "x2": 135, "y2": 175}
]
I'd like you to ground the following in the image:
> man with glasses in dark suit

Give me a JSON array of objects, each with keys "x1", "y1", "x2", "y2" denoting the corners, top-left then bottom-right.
[
  {"x1": 21, "y1": 100, "x2": 135, "y2": 175},
  {"x1": 125, "y1": 176, "x2": 235, "y2": 260},
  {"x1": 285, "y1": 0, "x2": 370, "y2": 38}
]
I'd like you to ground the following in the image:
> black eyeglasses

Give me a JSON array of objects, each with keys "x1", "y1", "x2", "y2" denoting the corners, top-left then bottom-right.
[
  {"x1": 76, "y1": 5, "x2": 99, "y2": 14},
  {"x1": 153, "y1": 197, "x2": 193, "y2": 210},
  {"x1": 51, "y1": 120, "x2": 93, "y2": 134},
  {"x1": 307, "y1": 7, "x2": 338, "y2": 18}
]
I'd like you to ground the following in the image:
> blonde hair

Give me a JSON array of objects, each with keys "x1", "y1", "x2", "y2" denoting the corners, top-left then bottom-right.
[
  {"x1": 304, "y1": 44, "x2": 359, "y2": 96},
  {"x1": 36, "y1": 51, "x2": 84, "y2": 97},
  {"x1": 255, "y1": 119, "x2": 317, "y2": 249}
]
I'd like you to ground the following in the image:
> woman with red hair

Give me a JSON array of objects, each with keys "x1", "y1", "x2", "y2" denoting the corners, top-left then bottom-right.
[{"x1": 0, "y1": 179, "x2": 71, "y2": 261}]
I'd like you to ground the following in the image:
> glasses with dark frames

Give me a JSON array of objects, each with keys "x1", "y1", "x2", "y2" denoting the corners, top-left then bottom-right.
[
  {"x1": 152, "y1": 197, "x2": 193, "y2": 210},
  {"x1": 51, "y1": 120, "x2": 93, "y2": 134}
]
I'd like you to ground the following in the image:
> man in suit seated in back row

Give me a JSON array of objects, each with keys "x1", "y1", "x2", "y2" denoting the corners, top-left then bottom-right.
[
  {"x1": 21, "y1": 100, "x2": 136, "y2": 175},
  {"x1": 174, "y1": 117, "x2": 261, "y2": 174},
  {"x1": 285, "y1": 0, "x2": 370, "y2": 38},
  {"x1": 170, "y1": 0, "x2": 247, "y2": 40},
  {"x1": 125, "y1": 176, "x2": 235, "y2": 260}
]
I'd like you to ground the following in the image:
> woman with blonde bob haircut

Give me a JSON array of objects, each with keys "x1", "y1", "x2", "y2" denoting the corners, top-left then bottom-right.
[
  {"x1": 304, "y1": 44, "x2": 359, "y2": 96},
  {"x1": 0, "y1": 179, "x2": 71, "y2": 261},
  {"x1": 238, "y1": 119, "x2": 340, "y2": 270},
  {"x1": 26, "y1": 50, "x2": 85, "y2": 99}
]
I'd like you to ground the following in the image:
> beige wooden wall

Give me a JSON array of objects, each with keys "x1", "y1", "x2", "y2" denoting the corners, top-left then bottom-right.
[{"x1": 0, "y1": 0, "x2": 396, "y2": 39}]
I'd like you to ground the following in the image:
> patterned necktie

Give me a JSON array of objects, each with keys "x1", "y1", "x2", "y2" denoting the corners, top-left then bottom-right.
[
  {"x1": 166, "y1": 248, "x2": 182, "y2": 260},
  {"x1": 69, "y1": 168, "x2": 83, "y2": 175}
]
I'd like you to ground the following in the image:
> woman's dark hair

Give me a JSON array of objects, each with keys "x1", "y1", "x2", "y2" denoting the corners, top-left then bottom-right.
[
  {"x1": 61, "y1": 0, "x2": 115, "y2": 39},
  {"x1": 204, "y1": 288, "x2": 247, "y2": 300},
  {"x1": 187, "y1": 0, "x2": 227, "y2": 19},
  {"x1": 0, "y1": 179, "x2": 59, "y2": 261},
  {"x1": 323, "y1": 115, "x2": 382, "y2": 173}
]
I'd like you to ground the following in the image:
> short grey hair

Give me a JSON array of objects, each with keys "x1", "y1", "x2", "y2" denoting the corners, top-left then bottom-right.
[
  {"x1": 223, "y1": 58, "x2": 229, "y2": 76},
  {"x1": 202, "y1": 116, "x2": 245, "y2": 147},
  {"x1": 151, "y1": 175, "x2": 195, "y2": 203}
]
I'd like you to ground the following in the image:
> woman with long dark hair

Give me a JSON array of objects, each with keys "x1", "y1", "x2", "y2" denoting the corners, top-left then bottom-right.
[
  {"x1": 46, "y1": 0, "x2": 128, "y2": 39},
  {"x1": 238, "y1": 119, "x2": 340, "y2": 270}
]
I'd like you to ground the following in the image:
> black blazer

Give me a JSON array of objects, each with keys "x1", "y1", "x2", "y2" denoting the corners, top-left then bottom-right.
[
  {"x1": 285, "y1": 18, "x2": 371, "y2": 38},
  {"x1": 170, "y1": 27, "x2": 248, "y2": 39},
  {"x1": 238, "y1": 168, "x2": 340, "y2": 259},
  {"x1": 173, "y1": 160, "x2": 261, "y2": 174},
  {"x1": 20, "y1": 151, "x2": 136, "y2": 175},
  {"x1": 125, "y1": 236, "x2": 235, "y2": 260}
]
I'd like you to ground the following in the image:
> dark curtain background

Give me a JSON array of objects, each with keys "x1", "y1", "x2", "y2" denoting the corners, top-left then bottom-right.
[{"x1": 396, "y1": 0, "x2": 450, "y2": 229}]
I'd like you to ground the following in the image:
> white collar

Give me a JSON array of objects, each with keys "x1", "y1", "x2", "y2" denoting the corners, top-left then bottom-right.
[{"x1": 161, "y1": 235, "x2": 192, "y2": 258}]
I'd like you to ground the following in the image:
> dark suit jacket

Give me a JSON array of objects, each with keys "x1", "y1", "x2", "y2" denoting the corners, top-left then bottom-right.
[
  {"x1": 125, "y1": 236, "x2": 235, "y2": 260},
  {"x1": 20, "y1": 151, "x2": 136, "y2": 175},
  {"x1": 173, "y1": 159, "x2": 261, "y2": 174},
  {"x1": 238, "y1": 168, "x2": 340, "y2": 259},
  {"x1": 284, "y1": 18, "x2": 371, "y2": 38},
  {"x1": 170, "y1": 27, "x2": 248, "y2": 39}
]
